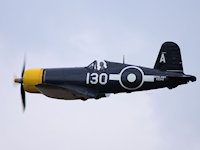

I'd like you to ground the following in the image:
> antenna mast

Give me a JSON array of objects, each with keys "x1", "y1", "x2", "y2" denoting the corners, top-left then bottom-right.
[{"x1": 123, "y1": 55, "x2": 125, "y2": 64}]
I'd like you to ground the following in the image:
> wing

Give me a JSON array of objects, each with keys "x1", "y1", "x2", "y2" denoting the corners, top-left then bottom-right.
[{"x1": 35, "y1": 84, "x2": 105, "y2": 100}]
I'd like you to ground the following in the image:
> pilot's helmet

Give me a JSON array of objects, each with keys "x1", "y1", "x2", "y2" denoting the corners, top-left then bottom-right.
[{"x1": 100, "y1": 62, "x2": 104, "y2": 67}]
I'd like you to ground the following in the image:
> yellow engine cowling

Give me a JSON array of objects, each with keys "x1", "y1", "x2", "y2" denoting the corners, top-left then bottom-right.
[{"x1": 23, "y1": 68, "x2": 44, "y2": 93}]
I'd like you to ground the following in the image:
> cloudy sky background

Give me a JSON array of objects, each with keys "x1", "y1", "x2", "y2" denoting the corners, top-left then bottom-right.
[{"x1": 0, "y1": 0, "x2": 200, "y2": 150}]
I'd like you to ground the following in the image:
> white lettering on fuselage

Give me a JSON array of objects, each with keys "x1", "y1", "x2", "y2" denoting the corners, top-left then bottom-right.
[
  {"x1": 86, "y1": 73, "x2": 108, "y2": 85},
  {"x1": 155, "y1": 76, "x2": 166, "y2": 81}
]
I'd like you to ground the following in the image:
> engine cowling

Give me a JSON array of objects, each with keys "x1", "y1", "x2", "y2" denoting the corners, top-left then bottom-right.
[{"x1": 23, "y1": 68, "x2": 44, "y2": 93}]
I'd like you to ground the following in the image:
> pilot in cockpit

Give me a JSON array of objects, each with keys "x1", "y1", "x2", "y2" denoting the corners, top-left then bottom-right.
[
  {"x1": 87, "y1": 60, "x2": 107, "y2": 70},
  {"x1": 100, "y1": 61, "x2": 106, "y2": 70}
]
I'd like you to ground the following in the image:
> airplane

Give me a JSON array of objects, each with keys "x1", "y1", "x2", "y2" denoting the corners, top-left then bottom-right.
[{"x1": 14, "y1": 42, "x2": 196, "y2": 110}]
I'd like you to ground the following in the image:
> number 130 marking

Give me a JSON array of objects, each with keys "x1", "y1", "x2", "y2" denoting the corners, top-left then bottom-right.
[{"x1": 86, "y1": 73, "x2": 108, "y2": 85}]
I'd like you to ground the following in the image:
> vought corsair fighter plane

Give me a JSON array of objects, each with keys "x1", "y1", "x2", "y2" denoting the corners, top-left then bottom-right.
[{"x1": 14, "y1": 42, "x2": 196, "y2": 110}]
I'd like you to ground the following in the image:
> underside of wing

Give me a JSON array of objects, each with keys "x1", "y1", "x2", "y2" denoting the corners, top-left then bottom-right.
[{"x1": 35, "y1": 84, "x2": 105, "y2": 100}]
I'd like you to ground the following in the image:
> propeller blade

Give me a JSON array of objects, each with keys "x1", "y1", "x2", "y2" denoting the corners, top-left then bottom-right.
[
  {"x1": 21, "y1": 58, "x2": 26, "y2": 78},
  {"x1": 20, "y1": 84, "x2": 26, "y2": 111},
  {"x1": 21, "y1": 57, "x2": 26, "y2": 111},
  {"x1": 14, "y1": 56, "x2": 27, "y2": 111}
]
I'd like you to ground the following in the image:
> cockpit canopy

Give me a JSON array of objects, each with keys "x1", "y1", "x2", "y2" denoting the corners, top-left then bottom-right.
[{"x1": 87, "y1": 60, "x2": 107, "y2": 70}]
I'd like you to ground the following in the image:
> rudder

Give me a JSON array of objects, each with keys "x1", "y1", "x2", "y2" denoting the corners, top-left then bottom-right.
[{"x1": 154, "y1": 42, "x2": 183, "y2": 73}]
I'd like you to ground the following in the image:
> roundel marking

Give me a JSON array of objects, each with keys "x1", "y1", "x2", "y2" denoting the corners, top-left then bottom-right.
[
  {"x1": 127, "y1": 73, "x2": 136, "y2": 82},
  {"x1": 119, "y1": 66, "x2": 144, "y2": 90}
]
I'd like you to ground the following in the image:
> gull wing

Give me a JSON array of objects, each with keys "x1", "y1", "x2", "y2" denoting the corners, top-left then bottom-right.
[{"x1": 35, "y1": 84, "x2": 104, "y2": 100}]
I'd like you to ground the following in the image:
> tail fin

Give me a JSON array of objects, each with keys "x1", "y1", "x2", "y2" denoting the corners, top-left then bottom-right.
[{"x1": 154, "y1": 42, "x2": 183, "y2": 73}]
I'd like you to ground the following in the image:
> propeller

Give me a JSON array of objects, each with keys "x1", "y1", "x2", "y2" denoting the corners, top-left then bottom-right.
[{"x1": 14, "y1": 59, "x2": 26, "y2": 111}]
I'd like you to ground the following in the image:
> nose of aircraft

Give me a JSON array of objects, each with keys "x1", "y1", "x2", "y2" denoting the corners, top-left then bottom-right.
[
  {"x1": 23, "y1": 68, "x2": 44, "y2": 93},
  {"x1": 14, "y1": 78, "x2": 23, "y2": 83}
]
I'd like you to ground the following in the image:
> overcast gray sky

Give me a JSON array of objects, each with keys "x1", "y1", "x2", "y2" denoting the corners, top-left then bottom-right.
[{"x1": 0, "y1": 0, "x2": 200, "y2": 150}]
